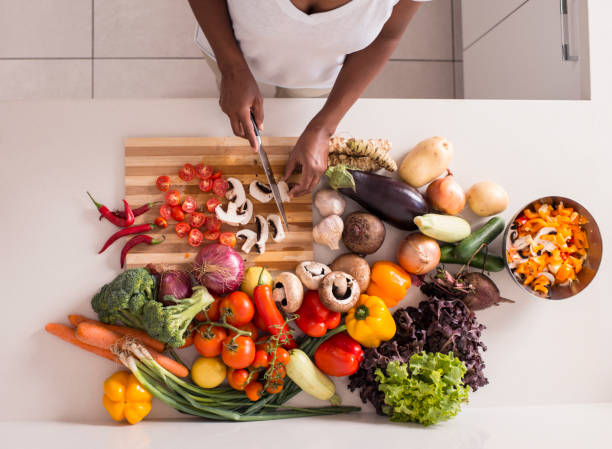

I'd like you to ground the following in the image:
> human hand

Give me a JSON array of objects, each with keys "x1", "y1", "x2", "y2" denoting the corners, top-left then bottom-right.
[
  {"x1": 219, "y1": 66, "x2": 263, "y2": 151},
  {"x1": 283, "y1": 124, "x2": 332, "y2": 198}
]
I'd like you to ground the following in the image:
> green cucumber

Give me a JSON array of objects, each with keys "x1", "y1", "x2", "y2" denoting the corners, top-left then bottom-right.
[
  {"x1": 440, "y1": 245, "x2": 505, "y2": 272},
  {"x1": 454, "y1": 217, "x2": 505, "y2": 261}
]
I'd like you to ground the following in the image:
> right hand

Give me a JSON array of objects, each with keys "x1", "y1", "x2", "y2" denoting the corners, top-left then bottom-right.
[{"x1": 219, "y1": 65, "x2": 263, "y2": 151}]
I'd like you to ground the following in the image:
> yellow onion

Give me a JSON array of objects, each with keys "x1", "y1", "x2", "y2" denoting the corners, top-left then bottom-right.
[
  {"x1": 397, "y1": 233, "x2": 440, "y2": 275},
  {"x1": 426, "y1": 170, "x2": 466, "y2": 215}
]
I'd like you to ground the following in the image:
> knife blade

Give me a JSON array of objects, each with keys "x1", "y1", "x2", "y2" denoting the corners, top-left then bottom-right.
[{"x1": 250, "y1": 112, "x2": 290, "y2": 231}]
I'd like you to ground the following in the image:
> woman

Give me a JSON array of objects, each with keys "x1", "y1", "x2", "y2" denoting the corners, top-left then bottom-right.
[{"x1": 189, "y1": 0, "x2": 428, "y2": 197}]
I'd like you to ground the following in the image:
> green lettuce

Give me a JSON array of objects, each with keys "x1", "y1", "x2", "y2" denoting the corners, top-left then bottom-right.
[{"x1": 375, "y1": 352, "x2": 470, "y2": 426}]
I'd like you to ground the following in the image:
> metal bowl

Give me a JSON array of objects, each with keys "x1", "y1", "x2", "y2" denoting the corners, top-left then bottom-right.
[{"x1": 503, "y1": 196, "x2": 602, "y2": 300}]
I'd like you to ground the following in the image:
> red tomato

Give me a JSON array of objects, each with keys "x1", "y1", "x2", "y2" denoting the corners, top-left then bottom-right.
[
  {"x1": 212, "y1": 178, "x2": 229, "y2": 197},
  {"x1": 196, "y1": 295, "x2": 222, "y2": 322},
  {"x1": 227, "y1": 368, "x2": 250, "y2": 391},
  {"x1": 228, "y1": 322, "x2": 259, "y2": 341},
  {"x1": 189, "y1": 211, "x2": 206, "y2": 228},
  {"x1": 160, "y1": 204, "x2": 173, "y2": 220},
  {"x1": 188, "y1": 228, "x2": 203, "y2": 247},
  {"x1": 154, "y1": 216, "x2": 168, "y2": 228},
  {"x1": 194, "y1": 326, "x2": 227, "y2": 357},
  {"x1": 206, "y1": 197, "x2": 221, "y2": 212},
  {"x1": 165, "y1": 190, "x2": 181, "y2": 206},
  {"x1": 156, "y1": 175, "x2": 170, "y2": 192},
  {"x1": 178, "y1": 163, "x2": 195, "y2": 182},
  {"x1": 171, "y1": 205, "x2": 185, "y2": 222},
  {"x1": 204, "y1": 230, "x2": 220, "y2": 241},
  {"x1": 195, "y1": 163, "x2": 213, "y2": 180},
  {"x1": 271, "y1": 347, "x2": 290, "y2": 366},
  {"x1": 219, "y1": 232, "x2": 237, "y2": 248},
  {"x1": 265, "y1": 380, "x2": 284, "y2": 394},
  {"x1": 181, "y1": 195, "x2": 197, "y2": 213},
  {"x1": 251, "y1": 350, "x2": 269, "y2": 369},
  {"x1": 211, "y1": 170, "x2": 222, "y2": 180},
  {"x1": 175, "y1": 222, "x2": 190, "y2": 238},
  {"x1": 205, "y1": 215, "x2": 222, "y2": 232},
  {"x1": 245, "y1": 381, "x2": 264, "y2": 401},
  {"x1": 220, "y1": 291, "x2": 255, "y2": 326},
  {"x1": 198, "y1": 179, "x2": 213, "y2": 192},
  {"x1": 178, "y1": 332, "x2": 194, "y2": 349},
  {"x1": 222, "y1": 336, "x2": 255, "y2": 369}
]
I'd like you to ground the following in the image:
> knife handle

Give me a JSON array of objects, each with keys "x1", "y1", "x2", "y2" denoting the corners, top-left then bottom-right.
[{"x1": 249, "y1": 111, "x2": 261, "y2": 140}]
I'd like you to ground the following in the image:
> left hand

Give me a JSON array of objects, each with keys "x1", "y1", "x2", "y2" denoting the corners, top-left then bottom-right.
[{"x1": 283, "y1": 125, "x2": 332, "y2": 198}]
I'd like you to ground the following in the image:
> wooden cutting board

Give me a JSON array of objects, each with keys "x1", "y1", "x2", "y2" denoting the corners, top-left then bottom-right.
[{"x1": 124, "y1": 137, "x2": 313, "y2": 272}]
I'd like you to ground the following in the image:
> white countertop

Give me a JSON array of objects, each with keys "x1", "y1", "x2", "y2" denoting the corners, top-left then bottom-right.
[{"x1": 1, "y1": 2, "x2": 612, "y2": 447}]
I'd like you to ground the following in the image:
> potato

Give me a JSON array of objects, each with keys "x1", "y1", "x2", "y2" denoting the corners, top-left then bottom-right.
[
  {"x1": 467, "y1": 181, "x2": 509, "y2": 216},
  {"x1": 399, "y1": 136, "x2": 453, "y2": 187}
]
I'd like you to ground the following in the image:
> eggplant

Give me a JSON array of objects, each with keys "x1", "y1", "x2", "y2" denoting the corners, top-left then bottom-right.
[{"x1": 325, "y1": 165, "x2": 428, "y2": 230}]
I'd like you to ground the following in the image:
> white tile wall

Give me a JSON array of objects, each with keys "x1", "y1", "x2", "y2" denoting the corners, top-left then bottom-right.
[{"x1": 0, "y1": 0, "x2": 462, "y2": 100}]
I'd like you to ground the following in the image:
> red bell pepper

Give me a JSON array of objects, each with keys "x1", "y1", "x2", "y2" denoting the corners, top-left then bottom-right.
[
  {"x1": 295, "y1": 290, "x2": 341, "y2": 338},
  {"x1": 314, "y1": 332, "x2": 364, "y2": 377}
]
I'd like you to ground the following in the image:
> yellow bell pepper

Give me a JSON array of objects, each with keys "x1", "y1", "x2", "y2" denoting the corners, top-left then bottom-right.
[
  {"x1": 345, "y1": 294, "x2": 396, "y2": 348},
  {"x1": 103, "y1": 371, "x2": 152, "y2": 425},
  {"x1": 366, "y1": 261, "x2": 411, "y2": 308}
]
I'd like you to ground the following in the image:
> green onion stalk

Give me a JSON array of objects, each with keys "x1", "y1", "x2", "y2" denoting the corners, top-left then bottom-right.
[{"x1": 113, "y1": 326, "x2": 358, "y2": 421}]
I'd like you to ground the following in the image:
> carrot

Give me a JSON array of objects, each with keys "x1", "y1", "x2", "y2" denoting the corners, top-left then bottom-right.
[
  {"x1": 68, "y1": 314, "x2": 166, "y2": 352},
  {"x1": 75, "y1": 322, "x2": 188, "y2": 378},
  {"x1": 44, "y1": 323, "x2": 118, "y2": 363}
]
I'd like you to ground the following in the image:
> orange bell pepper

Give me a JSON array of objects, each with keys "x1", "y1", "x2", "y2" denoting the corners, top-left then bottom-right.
[{"x1": 366, "y1": 261, "x2": 411, "y2": 308}]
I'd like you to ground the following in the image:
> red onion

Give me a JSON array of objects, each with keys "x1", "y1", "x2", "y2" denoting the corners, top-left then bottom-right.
[
  {"x1": 193, "y1": 244, "x2": 244, "y2": 295},
  {"x1": 158, "y1": 270, "x2": 192, "y2": 304}
]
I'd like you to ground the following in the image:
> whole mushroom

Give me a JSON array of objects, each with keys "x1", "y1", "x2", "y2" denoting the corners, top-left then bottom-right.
[
  {"x1": 330, "y1": 253, "x2": 371, "y2": 293},
  {"x1": 272, "y1": 272, "x2": 304, "y2": 313},
  {"x1": 295, "y1": 261, "x2": 331, "y2": 290},
  {"x1": 318, "y1": 271, "x2": 361, "y2": 313}
]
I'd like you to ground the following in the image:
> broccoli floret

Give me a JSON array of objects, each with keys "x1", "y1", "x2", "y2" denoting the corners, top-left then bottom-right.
[
  {"x1": 91, "y1": 268, "x2": 156, "y2": 329},
  {"x1": 142, "y1": 286, "x2": 215, "y2": 347}
]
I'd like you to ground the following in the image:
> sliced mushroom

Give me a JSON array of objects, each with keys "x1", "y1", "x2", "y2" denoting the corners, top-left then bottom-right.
[
  {"x1": 272, "y1": 272, "x2": 304, "y2": 313},
  {"x1": 215, "y1": 199, "x2": 253, "y2": 226},
  {"x1": 295, "y1": 261, "x2": 331, "y2": 290},
  {"x1": 267, "y1": 214, "x2": 286, "y2": 242},
  {"x1": 237, "y1": 199, "x2": 254, "y2": 225},
  {"x1": 278, "y1": 181, "x2": 291, "y2": 203},
  {"x1": 236, "y1": 229, "x2": 257, "y2": 254},
  {"x1": 319, "y1": 271, "x2": 360, "y2": 313},
  {"x1": 249, "y1": 180, "x2": 273, "y2": 203},
  {"x1": 226, "y1": 178, "x2": 246, "y2": 207},
  {"x1": 254, "y1": 215, "x2": 269, "y2": 254}
]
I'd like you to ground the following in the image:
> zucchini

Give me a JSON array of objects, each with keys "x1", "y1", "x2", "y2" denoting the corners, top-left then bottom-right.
[
  {"x1": 440, "y1": 245, "x2": 505, "y2": 272},
  {"x1": 414, "y1": 214, "x2": 471, "y2": 243},
  {"x1": 454, "y1": 217, "x2": 505, "y2": 260},
  {"x1": 286, "y1": 349, "x2": 340, "y2": 405}
]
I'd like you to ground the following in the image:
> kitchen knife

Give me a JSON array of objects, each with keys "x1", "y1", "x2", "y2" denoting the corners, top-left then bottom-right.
[{"x1": 250, "y1": 112, "x2": 290, "y2": 231}]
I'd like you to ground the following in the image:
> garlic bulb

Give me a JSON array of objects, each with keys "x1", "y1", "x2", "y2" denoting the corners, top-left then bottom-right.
[
  {"x1": 313, "y1": 215, "x2": 344, "y2": 250},
  {"x1": 314, "y1": 189, "x2": 346, "y2": 217}
]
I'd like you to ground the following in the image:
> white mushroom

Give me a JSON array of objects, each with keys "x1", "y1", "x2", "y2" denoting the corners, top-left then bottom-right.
[
  {"x1": 254, "y1": 215, "x2": 269, "y2": 254},
  {"x1": 249, "y1": 180, "x2": 273, "y2": 203},
  {"x1": 278, "y1": 181, "x2": 291, "y2": 203},
  {"x1": 313, "y1": 215, "x2": 343, "y2": 250},
  {"x1": 236, "y1": 229, "x2": 257, "y2": 254},
  {"x1": 295, "y1": 261, "x2": 331, "y2": 290},
  {"x1": 226, "y1": 178, "x2": 246, "y2": 207},
  {"x1": 237, "y1": 199, "x2": 254, "y2": 225},
  {"x1": 267, "y1": 214, "x2": 286, "y2": 242},
  {"x1": 272, "y1": 272, "x2": 304, "y2": 313},
  {"x1": 215, "y1": 199, "x2": 253, "y2": 226},
  {"x1": 314, "y1": 189, "x2": 346, "y2": 217}
]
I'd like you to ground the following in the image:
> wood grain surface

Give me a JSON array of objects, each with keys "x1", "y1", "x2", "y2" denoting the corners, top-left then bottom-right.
[{"x1": 124, "y1": 137, "x2": 312, "y2": 272}]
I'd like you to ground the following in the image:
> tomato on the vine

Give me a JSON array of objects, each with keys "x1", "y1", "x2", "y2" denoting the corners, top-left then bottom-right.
[
  {"x1": 171, "y1": 205, "x2": 185, "y2": 222},
  {"x1": 219, "y1": 232, "x2": 236, "y2": 248},
  {"x1": 245, "y1": 381, "x2": 264, "y2": 401},
  {"x1": 205, "y1": 215, "x2": 222, "y2": 232},
  {"x1": 227, "y1": 368, "x2": 250, "y2": 391},
  {"x1": 206, "y1": 197, "x2": 221, "y2": 212},
  {"x1": 188, "y1": 228, "x2": 203, "y2": 247},
  {"x1": 154, "y1": 216, "x2": 168, "y2": 228},
  {"x1": 160, "y1": 204, "x2": 173, "y2": 220},
  {"x1": 251, "y1": 349, "x2": 269, "y2": 369},
  {"x1": 181, "y1": 195, "x2": 197, "y2": 213},
  {"x1": 189, "y1": 211, "x2": 206, "y2": 228},
  {"x1": 165, "y1": 190, "x2": 181, "y2": 206},
  {"x1": 212, "y1": 178, "x2": 229, "y2": 197},
  {"x1": 220, "y1": 291, "x2": 255, "y2": 326},
  {"x1": 222, "y1": 335, "x2": 255, "y2": 369},
  {"x1": 196, "y1": 295, "x2": 222, "y2": 322},
  {"x1": 198, "y1": 179, "x2": 213, "y2": 192},
  {"x1": 178, "y1": 163, "x2": 195, "y2": 181},
  {"x1": 268, "y1": 364, "x2": 287, "y2": 379},
  {"x1": 156, "y1": 175, "x2": 170, "y2": 192},
  {"x1": 196, "y1": 163, "x2": 213, "y2": 180},
  {"x1": 265, "y1": 380, "x2": 284, "y2": 394},
  {"x1": 175, "y1": 222, "x2": 190, "y2": 238},
  {"x1": 228, "y1": 322, "x2": 258, "y2": 341},
  {"x1": 271, "y1": 347, "x2": 290, "y2": 366},
  {"x1": 194, "y1": 325, "x2": 227, "y2": 357}
]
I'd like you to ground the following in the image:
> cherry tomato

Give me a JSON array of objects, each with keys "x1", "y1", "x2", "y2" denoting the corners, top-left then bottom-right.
[
  {"x1": 165, "y1": 190, "x2": 181, "y2": 206},
  {"x1": 265, "y1": 379, "x2": 284, "y2": 394},
  {"x1": 219, "y1": 232, "x2": 237, "y2": 248},
  {"x1": 160, "y1": 204, "x2": 173, "y2": 220},
  {"x1": 212, "y1": 178, "x2": 229, "y2": 197},
  {"x1": 188, "y1": 228, "x2": 203, "y2": 247},
  {"x1": 156, "y1": 175, "x2": 170, "y2": 192},
  {"x1": 205, "y1": 215, "x2": 222, "y2": 232},
  {"x1": 196, "y1": 295, "x2": 222, "y2": 322},
  {"x1": 271, "y1": 347, "x2": 290, "y2": 366},
  {"x1": 245, "y1": 381, "x2": 264, "y2": 401},
  {"x1": 181, "y1": 195, "x2": 197, "y2": 213},
  {"x1": 227, "y1": 368, "x2": 250, "y2": 391},
  {"x1": 171, "y1": 205, "x2": 185, "y2": 221},
  {"x1": 178, "y1": 332, "x2": 194, "y2": 349},
  {"x1": 222, "y1": 335, "x2": 255, "y2": 369},
  {"x1": 268, "y1": 364, "x2": 287, "y2": 379},
  {"x1": 175, "y1": 222, "x2": 191, "y2": 238},
  {"x1": 194, "y1": 325, "x2": 227, "y2": 357},
  {"x1": 154, "y1": 216, "x2": 168, "y2": 228},
  {"x1": 228, "y1": 322, "x2": 258, "y2": 341},
  {"x1": 189, "y1": 211, "x2": 206, "y2": 228},
  {"x1": 206, "y1": 197, "x2": 221, "y2": 212},
  {"x1": 198, "y1": 179, "x2": 213, "y2": 192},
  {"x1": 220, "y1": 291, "x2": 255, "y2": 326},
  {"x1": 251, "y1": 349, "x2": 269, "y2": 369},
  {"x1": 204, "y1": 230, "x2": 220, "y2": 241},
  {"x1": 196, "y1": 163, "x2": 213, "y2": 180},
  {"x1": 178, "y1": 163, "x2": 195, "y2": 182},
  {"x1": 211, "y1": 170, "x2": 222, "y2": 180}
]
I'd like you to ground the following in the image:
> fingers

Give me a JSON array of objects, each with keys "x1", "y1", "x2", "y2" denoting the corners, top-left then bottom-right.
[
  {"x1": 229, "y1": 115, "x2": 245, "y2": 138},
  {"x1": 238, "y1": 109, "x2": 258, "y2": 152},
  {"x1": 252, "y1": 96, "x2": 264, "y2": 131},
  {"x1": 289, "y1": 172, "x2": 314, "y2": 198}
]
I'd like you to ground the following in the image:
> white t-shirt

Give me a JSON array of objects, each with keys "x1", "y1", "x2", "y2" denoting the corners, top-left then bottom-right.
[{"x1": 196, "y1": 0, "x2": 430, "y2": 89}]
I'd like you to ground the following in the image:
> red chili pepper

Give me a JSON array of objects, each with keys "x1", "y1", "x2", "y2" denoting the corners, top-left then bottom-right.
[
  {"x1": 295, "y1": 290, "x2": 341, "y2": 338},
  {"x1": 98, "y1": 201, "x2": 162, "y2": 221},
  {"x1": 314, "y1": 332, "x2": 364, "y2": 377},
  {"x1": 120, "y1": 234, "x2": 166, "y2": 268},
  {"x1": 516, "y1": 215, "x2": 528, "y2": 226},
  {"x1": 98, "y1": 223, "x2": 157, "y2": 254},
  {"x1": 253, "y1": 270, "x2": 296, "y2": 349},
  {"x1": 87, "y1": 192, "x2": 135, "y2": 227}
]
